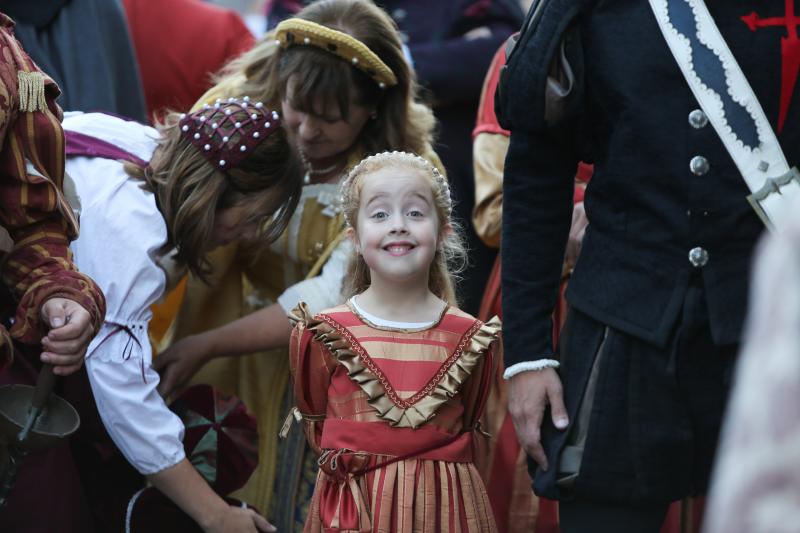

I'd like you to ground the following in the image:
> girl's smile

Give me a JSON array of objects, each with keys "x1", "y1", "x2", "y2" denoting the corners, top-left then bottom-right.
[{"x1": 383, "y1": 241, "x2": 416, "y2": 256}]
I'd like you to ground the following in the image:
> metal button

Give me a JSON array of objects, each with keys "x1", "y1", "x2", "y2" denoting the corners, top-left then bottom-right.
[
  {"x1": 688, "y1": 109, "x2": 708, "y2": 129},
  {"x1": 690, "y1": 156, "x2": 710, "y2": 176},
  {"x1": 688, "y1": 247, "x2": 709, "y2": 267}
]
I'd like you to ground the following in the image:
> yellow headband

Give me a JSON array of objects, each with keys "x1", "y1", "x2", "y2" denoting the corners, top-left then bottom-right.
[{"x1": 274, "y1": 19, "x2": 398, "y2": 89}]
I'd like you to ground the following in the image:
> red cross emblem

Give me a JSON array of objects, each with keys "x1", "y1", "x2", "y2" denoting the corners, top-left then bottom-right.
[{"x1": 741, "y1": 1, "x2": 800, "y2": 133}]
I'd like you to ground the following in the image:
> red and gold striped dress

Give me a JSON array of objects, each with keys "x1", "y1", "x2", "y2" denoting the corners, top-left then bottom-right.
[{"x1": 289, "y1": 302, "x2": 501, "y2": 533}]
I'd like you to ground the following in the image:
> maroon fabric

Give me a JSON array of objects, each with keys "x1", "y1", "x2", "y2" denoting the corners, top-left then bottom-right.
[
  {"x1": 171, "y1": 384, "x2": 259, "y2": 495},
  {"x1": 61, "y1": 383, "x2": 258, "y2": 532},
  {"x1": 0, "y1": 343, "x2": 95, "y2": 533},
  {"x1": 125, "y1": 385, "x2": 260, "y2": 532},
  {"x1": 61, "y1": 360, "x2": 143, "y2": 533}
]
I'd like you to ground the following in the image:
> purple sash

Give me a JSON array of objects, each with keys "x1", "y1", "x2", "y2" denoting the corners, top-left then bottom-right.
[{"x1": 65, "y1": 130, "x2": 148, "y2": 168}]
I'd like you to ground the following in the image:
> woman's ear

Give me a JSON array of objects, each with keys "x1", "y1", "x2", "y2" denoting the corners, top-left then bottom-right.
[{"x1": 346, "y1": 226, "x2": 361, "y2": 254}]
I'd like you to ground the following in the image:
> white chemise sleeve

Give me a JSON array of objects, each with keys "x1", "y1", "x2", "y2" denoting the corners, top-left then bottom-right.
[
  {"x1": 68, "y1": 155, "x2": 186, "y2": 476},
  {"x1": 277, "y1": 238, "x2": 352, "y2": 315}
]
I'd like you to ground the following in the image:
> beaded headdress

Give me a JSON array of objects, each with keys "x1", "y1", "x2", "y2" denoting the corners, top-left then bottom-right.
[
  {"x1": 179, "y1": 96, "x2": 281, "y2": 171},
  {"x1": 340, "y1": 151, "x2": 452, "y2": 228},
  {"x1": 274, "y1": 18, "x2": 398, "y2": 89}
]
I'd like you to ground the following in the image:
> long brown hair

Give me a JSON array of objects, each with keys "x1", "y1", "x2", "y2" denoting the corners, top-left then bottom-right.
[
  {"x1": 219, "y1": 0, "x2": 436, "y2": 156},
  {"x1": 125, "y1": 112, "x2": 302, "y2": 279},
  {"x1": 340, "y1": 152, "x2": 466, "y2": 304}
]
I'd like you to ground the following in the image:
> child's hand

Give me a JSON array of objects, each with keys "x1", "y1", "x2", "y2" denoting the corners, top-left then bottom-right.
[{"x1": 507, "y1": 367, "x2": 569, "y2": 472}]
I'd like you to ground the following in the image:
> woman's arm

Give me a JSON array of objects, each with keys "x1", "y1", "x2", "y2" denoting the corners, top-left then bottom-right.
[
  {"x1": 156, "y1": 238, "x2": 353, "y2": 398},
  {"x1": 155, "y1": 303, "x2": 292, "y2": 397},
  {"x1": 149, "y1": 459, "x2": 273, "y2": 532}
]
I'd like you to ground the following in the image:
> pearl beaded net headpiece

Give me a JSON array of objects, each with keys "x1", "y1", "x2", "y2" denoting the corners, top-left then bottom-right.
[
  {"x1": 340, "y1": 151, "x2": 452, "y2": 228},
  {"x1": 179, "y1": 96, "x2": 281, "y2": 172}
]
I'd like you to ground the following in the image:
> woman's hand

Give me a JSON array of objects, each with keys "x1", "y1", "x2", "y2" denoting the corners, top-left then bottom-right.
[
  {"x1": 154, "y1": 334, "x2": 211, "y2": 398},
  {"x1": 154, "y1": 303, "x2": 295, "y2": 398},
  {"x1": 202, "y1": 505, "x2": 276, "y2": 533}
]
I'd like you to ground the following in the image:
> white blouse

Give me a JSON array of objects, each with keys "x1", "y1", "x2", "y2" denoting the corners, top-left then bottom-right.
[{"x1": 64, "y1": 112, "x2": 186, "y2": 475}]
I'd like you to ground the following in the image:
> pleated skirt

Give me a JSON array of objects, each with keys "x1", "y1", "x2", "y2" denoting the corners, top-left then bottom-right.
[{"x1": 304, "y1": 458, "x2": 497, "y2": 533}]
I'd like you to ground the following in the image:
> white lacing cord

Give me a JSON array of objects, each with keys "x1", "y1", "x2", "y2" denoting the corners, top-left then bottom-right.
[{"x1": 124, "y1": 488, "x2": 146, "y2": 533}]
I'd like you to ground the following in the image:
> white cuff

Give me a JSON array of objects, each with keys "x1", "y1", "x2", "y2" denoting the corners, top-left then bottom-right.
[{"x1": 503, "y1": 359, "x2": 560, "y2": 380}]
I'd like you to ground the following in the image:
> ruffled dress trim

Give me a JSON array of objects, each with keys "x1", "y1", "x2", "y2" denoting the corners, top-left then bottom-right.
[{"x1": 289, "y1": 303, "x2": 502, "y2": 429}]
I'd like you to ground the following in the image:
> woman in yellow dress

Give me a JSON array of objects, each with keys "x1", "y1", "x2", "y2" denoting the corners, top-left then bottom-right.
[{"x1": 153, "y1": 1, "x2": 442, "y2": 530}]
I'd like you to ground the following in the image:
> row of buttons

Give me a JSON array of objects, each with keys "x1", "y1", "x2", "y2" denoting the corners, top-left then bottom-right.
[
  {"x1": 688, "y1": 109, "x2": 709, "y2": 267},
  {"x1": 689, "y1": 108, "x2": 710, "y2": 176}
]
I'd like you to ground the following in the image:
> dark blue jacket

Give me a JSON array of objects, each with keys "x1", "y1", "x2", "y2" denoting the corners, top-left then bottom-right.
[{"x1": 499, "y1": 0, "x2": 800, "y2": 367}]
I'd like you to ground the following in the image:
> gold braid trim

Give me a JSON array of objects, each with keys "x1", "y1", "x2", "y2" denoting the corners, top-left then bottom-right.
[
  {"x1": 295, "y1": 304, "x2": 501, "y2": 429},
  {"x1": 275, "y1": 19, "x2": 397, "y2": 88},
  {"x1": 18, "y1": 71, "x2": 47, "y2": 112}
]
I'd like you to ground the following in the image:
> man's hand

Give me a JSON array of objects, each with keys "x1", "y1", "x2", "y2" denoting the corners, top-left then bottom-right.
[
  {"x1": 40, "y1": 297, "x2": 94, "y2": 376},
  {"x1": 507, "y1": 368, "x2": 569, "y2": 471}
]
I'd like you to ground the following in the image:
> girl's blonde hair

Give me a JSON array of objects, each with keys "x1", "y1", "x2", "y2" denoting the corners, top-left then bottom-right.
[
  {"x1": 125, "y1": 112, "x2": 302, "y2": 279},
  {"x1": 217, "y1": 0, "x2": 436, "y2": 156},
  {"x1": 340, "y1": 151, "x2": 466, "y2": 304}
]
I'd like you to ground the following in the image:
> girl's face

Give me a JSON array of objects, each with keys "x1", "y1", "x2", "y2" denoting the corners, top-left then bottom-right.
[
  {"x1": 281, "y1": 75, "x2": 372, "y2": 164},
  {"x1": 350, "y1": 167, "x2": 445, "y2": 286},
  {"x1": 210, "y1": 202, "x2": 259, "y2": 250}
]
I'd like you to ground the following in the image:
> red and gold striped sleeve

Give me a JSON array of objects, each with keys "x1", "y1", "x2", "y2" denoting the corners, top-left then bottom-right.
[{"x1": 0, "y1": 16, "x2": 105, "y2": 361}]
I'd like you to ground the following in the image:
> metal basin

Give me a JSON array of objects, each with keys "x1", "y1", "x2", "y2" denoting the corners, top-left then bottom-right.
[{"x1": 0, "y1": 384, "x2": 80, "y2": 453}]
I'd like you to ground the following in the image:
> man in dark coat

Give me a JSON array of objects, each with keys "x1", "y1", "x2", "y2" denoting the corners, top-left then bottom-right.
[{"x1": 498, "y1": 0, "x2": 800, "y2": 531}]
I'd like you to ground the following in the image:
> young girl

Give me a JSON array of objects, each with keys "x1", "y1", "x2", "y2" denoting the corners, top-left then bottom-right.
[
  {"x1": 62, "y1": 100, "x2": 301, "y2": 532},
  {"x1": 289, "y1": 151, "x2": 500, "y2": 532}
]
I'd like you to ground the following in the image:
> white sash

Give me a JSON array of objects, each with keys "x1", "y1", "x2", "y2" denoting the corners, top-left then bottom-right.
[{"x1": 648, "y1": 0, "x2": 800, "y2": 232}]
